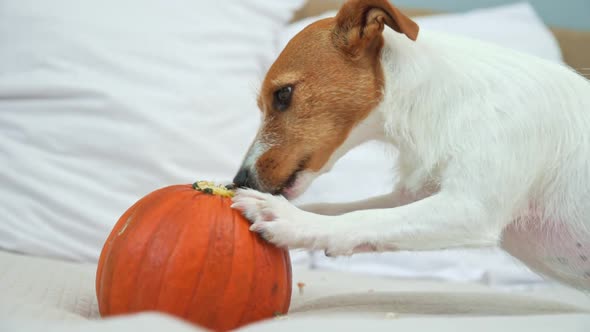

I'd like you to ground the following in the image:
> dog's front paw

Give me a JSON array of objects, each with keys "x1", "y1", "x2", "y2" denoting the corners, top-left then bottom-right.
[
  {"x1": 231, "y1": 189, "x2": 319, "y2": 248},
  {"x1": 230, "y1": 189, "x2": 289, "y2": 222}
]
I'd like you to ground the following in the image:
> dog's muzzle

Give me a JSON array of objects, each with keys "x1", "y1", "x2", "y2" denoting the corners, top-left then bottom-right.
[{"x1": 232, "y1": 167, "x2": 259, "y2": 190}]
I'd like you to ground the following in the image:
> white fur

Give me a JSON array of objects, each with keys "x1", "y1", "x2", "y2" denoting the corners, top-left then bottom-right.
[
  {"x1": 240, "y1": 130, "x2": 270, "y2": 188},
  {"x1": 233, "y1": 28, "x2": 590, "y2": 290}
]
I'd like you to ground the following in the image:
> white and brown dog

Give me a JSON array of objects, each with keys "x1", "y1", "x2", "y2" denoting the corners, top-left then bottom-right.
[{"x1": 231, "y1": 0, "x2": 590, "y2": 290}]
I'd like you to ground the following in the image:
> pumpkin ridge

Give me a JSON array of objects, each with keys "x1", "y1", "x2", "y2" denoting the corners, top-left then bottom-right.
[
  {"x1": 153, "y1": 191, "x2": 214, "y2": 316},
  {"x1": 127, "y1": 193, "x2": 197, "y2": 311},
  {"x1": 281, "y1": 251, "x2": 293, "y2": 313},
  {"x1": 183, "y1": 193, "x2": 223, "y2": 319},
  {"x1": 102, "y1": 187, "x2": 179, "y2": 314},
  {"x1": 210, "y1": 195, "x2": 238, "y2": 328},
  {"x1": 98, "y1": 192, "x2": 150, "y2": 312},
  {"x1": 258, "y1": 237, "x2": 278, "y2": 318},
  {"x1": 98, "y1": 208, "x2": 138, "y2": 314},
  {"x1": 152, "y1": 198, "x2": 198, "y2": 309},
  {"x1": 236, "y1": 226, "x2": 261, "y2": 326},
  {"x1": 222, "y1": 206, "x2": 256, "y2": 330},
  {"x1": 198, "y1": 194, "x2": 237, "y2": 328}
]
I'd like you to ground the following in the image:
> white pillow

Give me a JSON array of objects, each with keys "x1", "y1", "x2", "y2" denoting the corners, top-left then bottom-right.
[
  {"x1": 278, "y1": 3, "x2": 561, "y2": 286},
  {"x1": 0, "y1": 0, "x2": 306, "y2": 262}
]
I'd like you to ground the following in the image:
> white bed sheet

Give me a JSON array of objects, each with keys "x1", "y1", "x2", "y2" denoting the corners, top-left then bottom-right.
[{"x1": 1, "y1": 250, "x2": 589, "y2": 331}]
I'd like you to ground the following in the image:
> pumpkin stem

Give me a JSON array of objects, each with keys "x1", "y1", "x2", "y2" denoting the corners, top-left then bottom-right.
[{"x1": 192, "y1": 181, "x2": 235, "y2": 198}]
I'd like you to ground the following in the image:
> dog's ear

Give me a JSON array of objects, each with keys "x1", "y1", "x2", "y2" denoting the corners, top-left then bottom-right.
[{"x1": 333, "y1": 0, "x2": 418, "y2": 57}]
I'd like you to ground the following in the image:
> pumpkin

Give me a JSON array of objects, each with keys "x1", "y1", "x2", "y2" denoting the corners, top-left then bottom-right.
[{"x1": 96, "y1": 182, "x2": 292, "y2": 331}]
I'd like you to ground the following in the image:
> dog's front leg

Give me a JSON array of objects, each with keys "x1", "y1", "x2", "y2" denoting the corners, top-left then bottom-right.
[
  {"x1": 232, "y1": 189, "x2": 502, "y2": 256},
  {"x1": 323, "y1": 192, "x2": 503, "y2": 255},
  {"x1": 299, "y1": 187, "x2": 423, "y2": 216}
]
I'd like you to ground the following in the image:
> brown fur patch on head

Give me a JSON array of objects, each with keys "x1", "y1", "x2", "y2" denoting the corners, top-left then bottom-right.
[{"x1": 248, "y1": 1, "x2": 418, "y2": 194}]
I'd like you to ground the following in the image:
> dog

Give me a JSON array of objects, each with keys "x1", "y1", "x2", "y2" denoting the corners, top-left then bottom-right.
[{"x1": 230, "y1": 0, "x2": 590, "y2": 290}]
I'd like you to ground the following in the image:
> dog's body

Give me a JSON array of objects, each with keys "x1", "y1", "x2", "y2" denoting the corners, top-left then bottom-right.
[{"x1": 231, "y1": 0, "x2": 590, "y2": 290}]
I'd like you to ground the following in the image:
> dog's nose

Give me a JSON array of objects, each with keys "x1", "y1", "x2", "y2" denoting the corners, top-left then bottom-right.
[{"x1": 233, "y1": 168, "x2": 258, "y2": 190}]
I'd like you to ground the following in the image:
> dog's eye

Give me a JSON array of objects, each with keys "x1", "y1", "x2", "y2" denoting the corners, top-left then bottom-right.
[{"x1": 273, "y1": 86, "x2": 293, "y2": 111}]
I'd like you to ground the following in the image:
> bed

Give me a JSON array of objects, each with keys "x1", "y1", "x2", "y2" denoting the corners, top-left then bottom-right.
[
  {"x1": 1, "y1": 1, "x2": 590, "y2": 331},
  {"x1": 1, "y1": 250, "x2": 590, "y2": 332}
]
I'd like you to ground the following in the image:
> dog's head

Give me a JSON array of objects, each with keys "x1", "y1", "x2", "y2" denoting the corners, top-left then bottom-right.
[{"x1": 233, "y1": 0, "x2": 418, "y2": 198}]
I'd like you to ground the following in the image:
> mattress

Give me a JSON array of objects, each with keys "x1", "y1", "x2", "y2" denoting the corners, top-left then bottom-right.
[{"x1": 1, "y1": 250, "x2": 589, "y2": 331}]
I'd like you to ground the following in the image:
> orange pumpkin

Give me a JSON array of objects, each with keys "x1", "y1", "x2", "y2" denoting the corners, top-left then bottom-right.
[{"x1": 96, "y1": 183, "x2": 292, "y2": 331}]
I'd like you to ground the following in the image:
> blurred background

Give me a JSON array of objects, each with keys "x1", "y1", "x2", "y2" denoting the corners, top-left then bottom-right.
[
  {"x1": 0, "y1": 0, "x2": 588, "y2": 290},
  {"x1": 370, "y1": 0, "x2": 590, "y2": 29}
]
